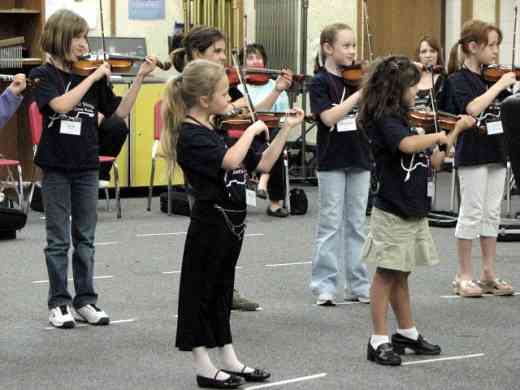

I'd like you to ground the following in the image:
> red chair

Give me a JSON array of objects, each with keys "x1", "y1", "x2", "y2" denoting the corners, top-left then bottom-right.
[
  {"x1": 147, "y1": 100, "x2": 174, "y2": 214},
  {"x1": 27, "y1": 102, "x2": 121, "y2": 218}
]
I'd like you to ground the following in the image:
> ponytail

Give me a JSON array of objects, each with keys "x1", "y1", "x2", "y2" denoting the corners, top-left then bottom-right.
[
  {"x1": 161, "y1": 76, "x2": 186, "y2": 162},
  {"x1": 315, "y1": 22, "x2": 352, "y2": 74},
  {"x1": 170, "y1": 47, "x2": 188, "y2": 72},
  {"x1": 447, "y1": 41, "x2": 462, "y2": 74},
  {"x1": 161, "y1": 59, "x2": 226, "y2": 164}
]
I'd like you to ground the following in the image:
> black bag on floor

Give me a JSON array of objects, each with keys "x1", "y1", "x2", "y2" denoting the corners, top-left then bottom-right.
[
  {"x1": 160, "y1": 187, "x2": 191, "y2": 216},
  {"x1": 0, "y1": 207, "x2": 27, "y2": 239},
  {"x1": 289, "y1": 188, "x2": 308, "y2": 215},
  {"x1": 497, "y1": 219, "x2": 520, "y2": 242},
  {"x1": 428, "y1": 210, "x2": 458, "y2": 228},
  {"x1": 30, "y1": 185, "x2": 44, "y2": 212}
]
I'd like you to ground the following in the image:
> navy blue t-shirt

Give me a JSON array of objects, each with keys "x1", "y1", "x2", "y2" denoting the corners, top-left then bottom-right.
[
  {"x1": 30, "y1": 63, "x2": 121, "y2": 172},
  {"x1": 444, "y1": 68, "x2": 506, "y2": 167},
  {"x1": 177, "y1": 122, "x2": 261, "y2": 210},
  {"x1": 367, "y1": 115, "x2": 431, "y2": 219},
  {"x1": 309, "y1": 69, "x2": 372, "y2": 171}
]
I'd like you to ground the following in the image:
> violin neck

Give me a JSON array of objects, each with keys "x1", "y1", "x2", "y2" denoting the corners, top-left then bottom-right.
[{"x1": 0, "y1": 74, "x2": 15, "y2": 82}]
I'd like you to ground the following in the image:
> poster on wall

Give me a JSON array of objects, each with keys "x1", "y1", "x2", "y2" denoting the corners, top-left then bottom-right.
[{"x1": 129, "y1": 0, "x2": 165, "y2": 20}]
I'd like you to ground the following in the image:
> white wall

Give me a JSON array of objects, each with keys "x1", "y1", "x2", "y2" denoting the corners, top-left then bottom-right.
[{"x1": 445, "y1": 0, "x2": 462, "y2": 64}]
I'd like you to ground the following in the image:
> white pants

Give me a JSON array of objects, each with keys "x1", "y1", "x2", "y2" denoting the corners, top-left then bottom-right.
[{"x1": 455, "y1": 164, "x2": 506, "y2": 239}]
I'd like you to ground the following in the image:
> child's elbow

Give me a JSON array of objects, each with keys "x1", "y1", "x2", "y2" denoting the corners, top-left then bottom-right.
[{"x1": 398, "y1": 139, "x2": 415, "y2": 154}]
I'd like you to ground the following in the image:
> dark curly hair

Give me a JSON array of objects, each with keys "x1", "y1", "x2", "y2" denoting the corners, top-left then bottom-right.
[{"x1": 357, "y1": 55, "x2": 421, "y2": 131}]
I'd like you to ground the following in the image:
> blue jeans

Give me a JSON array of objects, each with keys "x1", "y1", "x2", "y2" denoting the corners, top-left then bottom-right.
[
  {"x1": 41, "y1": 170, "x2": 99, "y2": 309},
  {"x1": 310, "y1": 168, "x2": 371, "y2": 298}
]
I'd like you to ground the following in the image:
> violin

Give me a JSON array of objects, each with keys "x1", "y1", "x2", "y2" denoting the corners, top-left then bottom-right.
[
  {"x1": 217, "y1": 109, "x2": 314, "y2": 139},
  {"x1": 0, "y1": 74, "x2": 39, "y2": 88},
  {"x1": 408, "y1": 109, "x2": 460, "y2": 133},
  {"x1": 72, "y1": 53, "x2": 171, "y2": 76},
  {"x1": 482, "y1": 64, "x2": 520, "y2": 83},
  {"x1": 408, "y1": 109, "x2": 486, "y2": 135},
  {"x1": 226, "y1": 66, "x2": 305, "y2": 86},
  {"x1": 340, "y1": 61, "x2": 369, "y2": 88}
]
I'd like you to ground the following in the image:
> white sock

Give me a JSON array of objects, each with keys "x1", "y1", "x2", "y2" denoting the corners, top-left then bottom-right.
[
  {"x1": 193, "y1": 347, "x2": 229, "y2": 380},
  {"x1": 219, "y1": 344, "x2": 253, "y2": 374},
  {"x1": 370, "y1": 335, "x2": 390, "y2": 350},
  {"x1": 397, "y1": 327, "x2": 419, "y2": 341}
]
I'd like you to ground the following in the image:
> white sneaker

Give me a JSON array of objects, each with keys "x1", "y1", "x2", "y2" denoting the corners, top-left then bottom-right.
[
  {"x1": 316, "y1": 293, "x2": 336, "y2": 306},
  {"x1": 49, "y1": 305, "x2": 76, "y2": 328},
  {"x1": 75, "y1": 304, "x2": 110, "y2": 325}
]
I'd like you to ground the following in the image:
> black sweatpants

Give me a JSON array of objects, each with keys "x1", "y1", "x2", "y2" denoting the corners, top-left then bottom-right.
[{"x1": 175, "y1": 201, "x2": 245, "y2": 351}]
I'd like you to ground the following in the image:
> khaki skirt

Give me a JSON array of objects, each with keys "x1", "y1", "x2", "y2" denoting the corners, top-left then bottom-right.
[{"x1": 361, "y1": 207, "x2": 439, "y2": 272}]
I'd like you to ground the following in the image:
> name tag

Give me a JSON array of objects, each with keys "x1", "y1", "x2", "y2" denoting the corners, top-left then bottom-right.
[
  {"x1": 427, "y1": 179, "x2": 435, "y2": 198},
  {"x1": 246, "y1": 189, "x2": 257, "y2": 207},
  {"x1": 486, "y1": 120, "x2": 503, "y2": 135},
  {"x1": 336, "y1": 115, "x2": 357, "y2": 132},
  {"x1": 60, "y1": 118, "x2": 82, "y2": 136}
]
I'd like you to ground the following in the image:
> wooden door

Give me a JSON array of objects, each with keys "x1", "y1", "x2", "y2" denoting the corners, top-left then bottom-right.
[{"x1": 358, "y1": 0, "x2": 444, "y2": 60}]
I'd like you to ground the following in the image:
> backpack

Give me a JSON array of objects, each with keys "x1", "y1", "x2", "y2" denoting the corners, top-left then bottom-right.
[{"x1": 289, "y1": 188, "x2": 308, "y2": 215}]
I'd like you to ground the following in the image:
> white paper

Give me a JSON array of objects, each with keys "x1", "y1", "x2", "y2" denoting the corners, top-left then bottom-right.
[{"x1": 246, "y1": 189, "x2": 257, "y2": 207}]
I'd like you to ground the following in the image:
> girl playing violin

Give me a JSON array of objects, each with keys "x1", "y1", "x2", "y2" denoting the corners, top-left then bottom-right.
[
  {"x1": 445, "y1": 20, "x2": 515, "y2": 297},
  {"x1": 170, "y1": 26, "x2": 293, "y2": 112},
  {"x1": 414, "y1": 36, "x2": 448, "y2": 111},
  {"x1": 170, "y1": 25, "x2": 293, "y2": 311},
  {"x1": 29, "y1": 9, "x2": 157, "y2": 328},
  {"x1": 309, "y1": 22, "x2": 371, "y2": 306},
  {"x1": 357, "y1": 56, "x2": 475, "y2": 366},
  {"x1": 238, "y1": 43, "x2": 290, "y2": 217},
  {"x1": 162, "y1": 59, "x2": 304, "y2": 388}
]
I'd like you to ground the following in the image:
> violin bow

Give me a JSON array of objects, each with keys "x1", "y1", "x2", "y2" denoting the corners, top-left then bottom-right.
[
  {"x1": 231, "y1": 49, "x2": 257, "y2": 123},
  {"x1": 363, "y1": 0, "x2": 374, "y2": 62},
  {"x1": 513, "y1": 4, "x2": 518, "y2": 71}
]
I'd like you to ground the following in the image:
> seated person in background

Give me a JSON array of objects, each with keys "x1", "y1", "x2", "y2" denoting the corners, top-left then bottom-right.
[
  {"x1": 97, "y1": 113, "x2": 129, "y2": 187},
  {"x1": 238, "y1": 44, "x2": 291, "y2": 217}
]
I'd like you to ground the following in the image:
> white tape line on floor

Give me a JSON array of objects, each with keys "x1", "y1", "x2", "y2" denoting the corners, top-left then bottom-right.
[
  {"x1": 265, "y1": 261, "x2": 312, "y2": 268},
  {"x1": 245, "y1": 373, "x2": 327, "y2": 389},
  {"x1": 32, "y1": 275, "x2": 113, "y2": 284},
  {"x1": 402, "y1": 353, "x2": 484, "y2": 366},
  {"x1": 44, "y1": 318, "x2": 136, "y2": 330}
]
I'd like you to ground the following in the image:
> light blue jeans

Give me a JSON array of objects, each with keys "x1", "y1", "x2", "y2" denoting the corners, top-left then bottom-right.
[{"x1": 310, "y1": 168, "x2": 371, "y2": 299}]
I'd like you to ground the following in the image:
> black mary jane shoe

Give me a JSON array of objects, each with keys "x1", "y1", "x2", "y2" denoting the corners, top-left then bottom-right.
[
  {"x1": 367, "y1": 341, "x2": 402, "y2": 366},
  {"x1": 222, "y1": 366, "x2": 271, "y2": 382},
  {"x1": 196, "y1": 370, "x2": 245, "y2": 389},
  {"x1": 256, "y1": 189, "x2": 268, "y2": 199},
  {"x1": 391, "y1": 333, "x2": 441, "y2": 356}
]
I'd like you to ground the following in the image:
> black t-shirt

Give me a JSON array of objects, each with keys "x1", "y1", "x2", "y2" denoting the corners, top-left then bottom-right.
[
  {"x1": 444, "y1": 68, "x2": 506, "y2": 167},
  {"x1": 29, "y1": 63, "x2": 121, "y2": 171},
  {"x1": 177, "y1": 122, "x2": 261, "y2": 210},
  {"x1": 309, "y1": 69, "x2": 372, "y2": 171},
  {"x1": 367, "y1": 115, "x2": 431, "y2": 219}
]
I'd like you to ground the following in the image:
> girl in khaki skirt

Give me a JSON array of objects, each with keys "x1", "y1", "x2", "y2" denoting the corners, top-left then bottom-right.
[{"x1": 357, "y1": 56, "x2": 476, "y2": 366}]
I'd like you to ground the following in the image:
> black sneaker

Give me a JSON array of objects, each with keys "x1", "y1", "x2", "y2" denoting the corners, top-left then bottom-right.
[
  {"x1": 367, "y1": 340, "x2": 402, "y2": 366},
  {"x1": 231, "y1": 289, "x2": 261, "y2": 311},
  {"x1": 391, "y1": 333, "x2": 441, "y2": 355}
]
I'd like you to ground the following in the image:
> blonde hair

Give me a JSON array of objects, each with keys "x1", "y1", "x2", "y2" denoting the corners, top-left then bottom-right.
[
  {"x1": 161, "y1": 59, "x2": 226, "y2": 162},
  {"x1": 41, "y1": 9, "x2": 89, "y2": 63},
  {"x1": 447, "y1": 19, "x2": 503, "y2": 74},
  {"x1": 314, "y1": 23, "x2": 353, "y2": 73}
]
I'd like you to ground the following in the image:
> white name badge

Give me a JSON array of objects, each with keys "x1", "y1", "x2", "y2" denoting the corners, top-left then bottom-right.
[
  {"x1": 427, "y1": 180, "x2": 435, "y2": 198},
  {"x1": 486, "y1": 120, "x2": 503, "y2": 135},
  {"x1": 60, "y1": 119, "x2": 82, "y2": 136},
  {"x1": 337, "y1": 115, "x2": 357, "y2": 132},
  {"x1": 246, "y1": 189, "x2": 257, "y2": 207}
]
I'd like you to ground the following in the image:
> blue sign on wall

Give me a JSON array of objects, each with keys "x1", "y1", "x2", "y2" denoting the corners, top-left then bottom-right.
[{"x1": 129, "y1": 0, "x2": 165, "y2": 20}]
